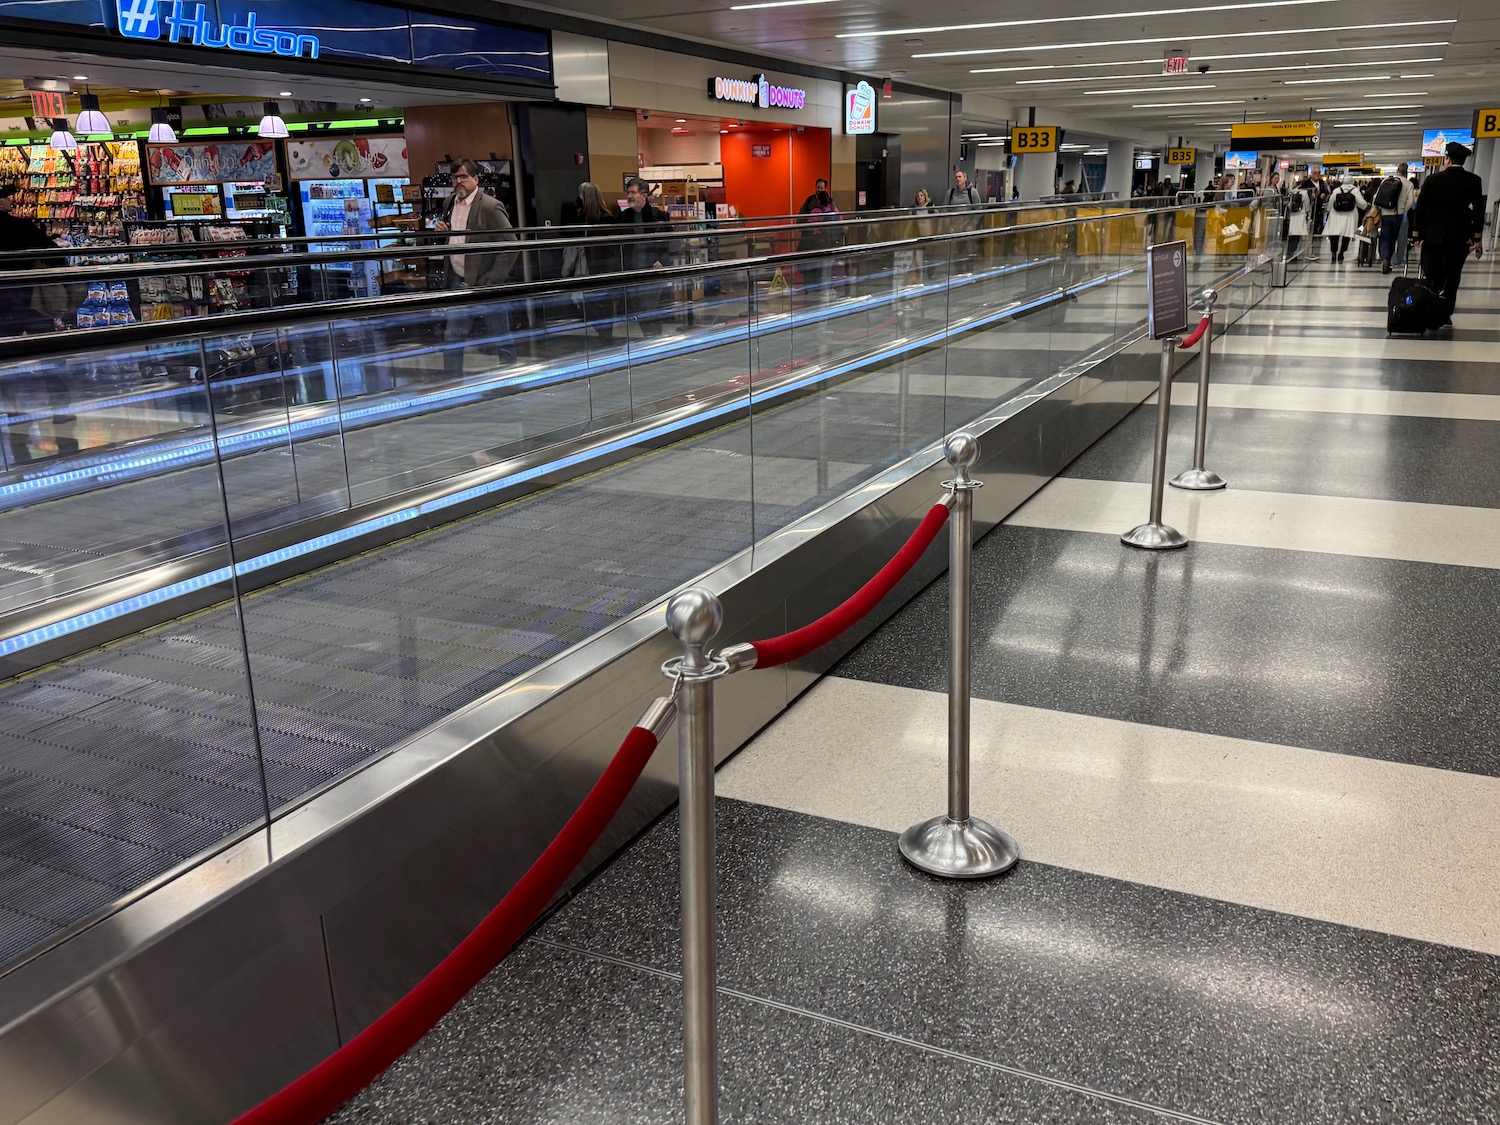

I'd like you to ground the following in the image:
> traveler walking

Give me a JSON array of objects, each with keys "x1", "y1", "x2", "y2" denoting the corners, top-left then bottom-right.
[
  {"x1": 1409, "y1": 142, "x2": 1484, "y2": 324},
  {"x1": 574, "y1": 180, "x2": 619, "y2": 335},
  {"x1": 1373, "y1": 163, "x2": 1418, "y2": 274},
  {"x1": 622, "y1": 177, "x2": 674, "y2": 335},
  {"x1": 436, "y1": 159, "x2": 517, "y2": 373},
  {"x1": 0, "y1": 183, "x2": 57, "y2": 336},
  {"x1": 796, "y1": 177, "x2": 840, "y2": 304},
  {"x1": 1324, "y1": 176, "x2": 1365, "y2": 263},
  {"x1": 945, "y1": 169, "x2": 981, "y2": 208},
  {"x1": 1286, "y1": 176, "x2": 1316, "y2": 260}
]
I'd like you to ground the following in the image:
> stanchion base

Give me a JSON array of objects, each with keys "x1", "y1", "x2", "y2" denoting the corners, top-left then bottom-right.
[
  {"x1": 1168, "y1": 468, "x2": 1227, "y2": 491},
  {"x1": 899, "y1": 815, "x2": 1019, "y2": 879},
  {"x1": 1121, "y1": 522, "x2": 1188, "y2": 550}
]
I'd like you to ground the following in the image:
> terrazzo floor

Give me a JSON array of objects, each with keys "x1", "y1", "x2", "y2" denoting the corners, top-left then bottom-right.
[{"x1": 329, "y1": 252, "x2": 1500, "y2": 1122}]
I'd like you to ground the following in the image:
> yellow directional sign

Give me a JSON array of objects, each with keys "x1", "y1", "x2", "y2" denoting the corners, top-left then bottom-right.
[
  {"x1": 1473, "y1": 109, "x2": 1500, "y2": 139},
  {"x1": 1009, "y1": 125, "x2": 1059, "y2": 154},
  {"x1": 1166, "y1": 147, "x2": 1196, "y2": 165},
  {"x1": 1230, "y1": 120, "x2": 1320, "y2": 149},
  {"x1": 1320, "y1": 152, "x2": 1362, "y2": 166}
]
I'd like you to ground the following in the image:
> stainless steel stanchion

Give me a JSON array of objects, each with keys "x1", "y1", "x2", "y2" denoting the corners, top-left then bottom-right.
[
  {"x1": 1170, "y1": 288, "x2": 1227, "y2": 492},
  {"x1": 1122, "y1": 338, "x2": 1189, "y2": 550},
  {"x1": 663, "y1": 589, "x2": 729, "y2": 1125},
  {"x1": 899, "y1": 433, "x2": 1020, "y2": 879}
]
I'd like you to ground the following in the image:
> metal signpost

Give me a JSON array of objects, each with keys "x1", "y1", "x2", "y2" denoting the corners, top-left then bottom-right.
[
  {"x1": 1124, "y1": 241, "x2": 1190, "y2": 550},
  {"x1": 1170, "y1": 287, "x2": 1227, "y2": 492},
  {"x1": 900, "y1": 433, "x2": 1020, "y2": 879}
]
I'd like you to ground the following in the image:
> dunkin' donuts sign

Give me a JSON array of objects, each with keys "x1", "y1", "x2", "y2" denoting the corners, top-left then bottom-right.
[{"x1": 709, "y1": 74, "x2": 807, "y2": 111}]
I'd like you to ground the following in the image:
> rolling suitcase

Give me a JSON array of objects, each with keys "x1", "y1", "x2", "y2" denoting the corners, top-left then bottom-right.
[{"x1": 1387, "y1": 260, "x2": 1443, "y2": 336}]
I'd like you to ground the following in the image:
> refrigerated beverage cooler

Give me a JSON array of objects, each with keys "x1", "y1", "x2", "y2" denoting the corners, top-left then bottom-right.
[{"x1": 298, "y1": 177, "x2": 411, "y2": 296}]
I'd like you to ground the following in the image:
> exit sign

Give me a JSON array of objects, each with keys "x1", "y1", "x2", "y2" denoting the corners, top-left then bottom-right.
[
  {"x1": 29, "y1": 91, "x2": 67, "y2": 121},
  {"x1": 1163, "y1": 51, "x2": 1190, "y2": 75}
]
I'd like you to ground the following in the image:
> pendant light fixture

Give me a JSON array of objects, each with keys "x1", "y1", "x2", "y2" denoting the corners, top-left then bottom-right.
[
  {"x1": 74, "y1": 90, "x2": 111, "y2": 138},
  {"x1": 148, "y1": 106, "x2": 178, "y2": 144},
  {"x1": 256, "y1": 100, "x2": 289, "y2": 139},
  {"x1": 48, "y1": 118, "x2": 78, "y2": 151}
]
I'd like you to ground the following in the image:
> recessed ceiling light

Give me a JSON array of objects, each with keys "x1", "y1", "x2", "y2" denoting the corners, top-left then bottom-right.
[
  {"x1": 279, "y1": 91, "x2": 293, "y2": 97},
  {"x1": 840, "y1": 0, "x2": 1335, "y2": 38},
  {"x1": 720, "y1": 129, "x2": 729, "y2": 134},
  {"x1": 359, "y1": 97, "x2": 372, "y2": 102},
  {"x1": 916, "y1": 19, "x2": 1453, "y2": 59},
  {"x1": 675, "y1": 118, "x2": 686, "y2": 122},
  {"x1": 72, "y1": 75, "x2": 88, "y2": 81}
]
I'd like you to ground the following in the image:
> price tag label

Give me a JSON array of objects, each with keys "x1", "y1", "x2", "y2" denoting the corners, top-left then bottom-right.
[
  {"x1": 1166, "y1": 148, "x2": 1196, "y2": 166},
  {"x1": 1010, "y1": 126, "x2": 1059, "y2": 154}
]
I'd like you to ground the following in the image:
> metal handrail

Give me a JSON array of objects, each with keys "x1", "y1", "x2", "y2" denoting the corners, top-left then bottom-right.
[
  {"x1": 0, "y1": 197, "x2": 1213, "y2": 289},
  {"x1": 3, "y1": 199, "x2": 1269, "y2": 360},
  {"x1": 0, "y1": 192, "x2": 1162, "y2": 273}
]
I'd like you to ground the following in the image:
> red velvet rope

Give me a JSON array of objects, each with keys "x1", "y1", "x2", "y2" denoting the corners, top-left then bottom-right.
[
  {"x1": 230, "y1": 723, "x2": 663, "y2": 1125},
  {"x1": 750, "y1": 502, "x2": 951, "y2": 669},
  {"x1": 1179, "y1": 315, "x2": 1212, "y2": 349}
]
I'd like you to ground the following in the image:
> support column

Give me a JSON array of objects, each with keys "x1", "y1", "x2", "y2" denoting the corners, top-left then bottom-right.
[
  {"x1": 1486, "y1": 142, "x2": 1500, "y2": 238},
  {"x1": 1104, "y1": 139, "x2": 1134, "y2": 198},
  {"x1": 1193, "y1": 150, "x2": 1215, "y2": 192},
  {"x1": 1059, "y1": 153, "x2": 1082, "y2": 187},
  {"x1": 1016, "y1": 153, "x2": 1057, "y2": 200}
]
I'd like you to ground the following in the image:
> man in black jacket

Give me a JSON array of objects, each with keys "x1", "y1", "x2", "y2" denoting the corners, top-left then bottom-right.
[
  {"x1": 1409, "y1": 142, "x2": 1484, "y2": 324},
  {"x1": 622, "y1": 177, "x2": 674, "y2": 335}
]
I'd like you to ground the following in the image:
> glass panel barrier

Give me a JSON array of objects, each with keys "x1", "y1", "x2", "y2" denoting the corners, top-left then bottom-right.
[{"x1": 0, "y1": 200, "x2": 1286, "y2": 974}]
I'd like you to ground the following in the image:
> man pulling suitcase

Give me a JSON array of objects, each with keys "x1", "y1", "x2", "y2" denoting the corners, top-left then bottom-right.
[{"x1": 1407, "y1": 141, "x2": 1484, "y2": 327}]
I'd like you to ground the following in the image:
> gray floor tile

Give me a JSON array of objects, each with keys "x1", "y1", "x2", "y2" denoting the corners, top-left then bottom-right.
[{"x1": 535, "y1": 800, "x2": 1500, "y2": 1125}]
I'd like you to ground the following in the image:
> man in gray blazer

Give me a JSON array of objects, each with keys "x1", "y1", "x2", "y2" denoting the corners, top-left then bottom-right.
[{"x1": 437, "y1": 159, "x2": 518, "y2": 372}]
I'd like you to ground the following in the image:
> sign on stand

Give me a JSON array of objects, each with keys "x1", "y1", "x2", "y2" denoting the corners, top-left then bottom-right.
[{"x1": 1147, "y1": 241, "x2": 1189, "y2": 341}]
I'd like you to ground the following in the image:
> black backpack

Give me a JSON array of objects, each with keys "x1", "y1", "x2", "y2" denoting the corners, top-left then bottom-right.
[
  {"x1": 1373, "y1": 176, "x2": 1402, "y2": 210},
  {"x1": 1289, "y1": 191, "x2": 1304, "y2": 214},
  {"x1": 1332, "y1": 188, "x2": 1356, "y2": 212}
]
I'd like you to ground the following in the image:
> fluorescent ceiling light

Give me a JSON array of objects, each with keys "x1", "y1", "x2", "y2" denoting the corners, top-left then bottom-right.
[
  {"x1": 1315, "y1": 105, "x2": 1424, "y2": 112},
  {"x1": 971, "y1": 41, "x2": 1448, "y2": 73},
  {"x1": 1084, "y1": 85, "x2": 1216, "y2": 95},
  {"x1": 839, "y1": 0, "x2": 1334, "y2": 38},
  {"x1": 1332, "y1": 121, "x2": 1423, "y2": 128},
  {"x1": 915, "y1": 20, "x2": 1454, "y2": 59},
  {"x1": 1284, "y1": 74, "x2": 1431, "y2": 84},
  {"x1": 1131, "y1": 100, "x2": 1246, "y2": 107},
  {"x1": 1365, "y1": 91, "x2": 1426, "y2": 96},
  {"x1": 732, "y1": 0, "x2": 840, "y2": 8}
]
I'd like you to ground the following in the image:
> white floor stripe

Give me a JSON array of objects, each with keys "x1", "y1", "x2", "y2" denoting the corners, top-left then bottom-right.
[
  {"x1": 717, "y1": 677, "x2": 1500, "y2": 954},
  {"x1": 1005, "y1": 477, "x2": 1500, "y2": 569},
  {"x1": 1167, "y1": 381, "x2": 1500, "y2": 421},
  {"x1": 1215, "y1": 335, "x2": 1494, "y2": 363},
  {"x1": 1231, "y1": 310, "x2": 1493, "y2": 331}
]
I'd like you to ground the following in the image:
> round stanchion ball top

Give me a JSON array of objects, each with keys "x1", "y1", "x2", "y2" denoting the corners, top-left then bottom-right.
[
  {"x1": 666, "y1": 588, "x2": 724, "y2": 646},
  {"x1": 944, "y1": 432, "x2": 981, "y2": 472}
]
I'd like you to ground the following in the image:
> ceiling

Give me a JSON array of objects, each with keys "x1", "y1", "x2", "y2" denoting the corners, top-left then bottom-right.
[{"x1": 521, "y1": 0, "x2": 1497, "y2": 162}]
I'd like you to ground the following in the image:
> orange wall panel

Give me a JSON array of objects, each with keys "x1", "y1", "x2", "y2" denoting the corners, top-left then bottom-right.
[{"x1": 721, "y1": 127, "x2": 831, "y2": 218}]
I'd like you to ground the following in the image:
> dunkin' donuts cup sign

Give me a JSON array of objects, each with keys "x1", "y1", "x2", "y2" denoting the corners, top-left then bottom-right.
[{"x1": 846, "y1": 81, "x2": 876, "y2": 135}]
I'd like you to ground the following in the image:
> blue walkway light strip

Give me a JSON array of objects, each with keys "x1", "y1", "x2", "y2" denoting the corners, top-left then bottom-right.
[
  {"x1": 0, "y1": 258, "x2": 1059, "y2": 507},
  {"x1": 0, "y1": 267, "x2": 1133, "y2": 659}
]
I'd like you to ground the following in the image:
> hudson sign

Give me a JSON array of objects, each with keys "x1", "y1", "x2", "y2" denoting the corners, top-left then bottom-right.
[{"x1": 116, "y1": 0, "x2": 321, "y2": 58}]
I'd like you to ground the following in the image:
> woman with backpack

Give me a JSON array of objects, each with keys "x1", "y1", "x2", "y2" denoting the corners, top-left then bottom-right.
[
  {"x1": 1287, "y1": 177, "x2": 1316, "y2": 260},
  {"x1": 1324, "y1": 175, "x2": 1366, "y2": 263}
]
